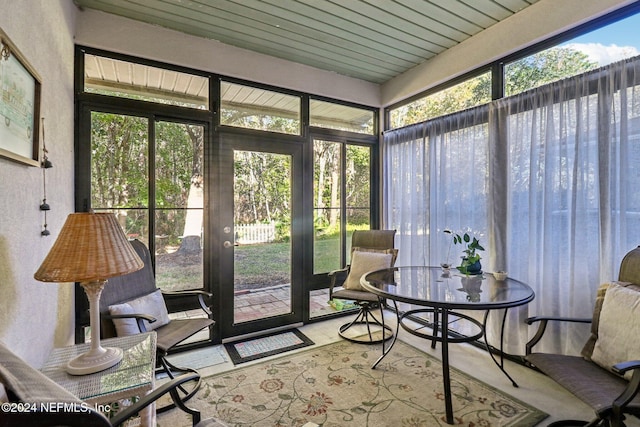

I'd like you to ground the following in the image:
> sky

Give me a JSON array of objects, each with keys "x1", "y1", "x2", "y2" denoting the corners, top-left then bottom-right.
[{"x1": 561, "y1": 12, "x2": 640, "y2": 66}]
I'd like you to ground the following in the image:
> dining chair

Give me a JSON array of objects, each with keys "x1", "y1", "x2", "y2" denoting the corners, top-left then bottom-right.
[{"x1": 328, "y1": 229, "x2": 397, "y2": 343}]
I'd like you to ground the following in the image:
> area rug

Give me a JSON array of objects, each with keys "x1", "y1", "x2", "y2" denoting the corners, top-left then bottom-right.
[
  {"x1": 158, "y1": 339, "x2": 548, "y2": 427},
  {"x1": 224, "y1": 328, "x2": 315, "y2": 365}
]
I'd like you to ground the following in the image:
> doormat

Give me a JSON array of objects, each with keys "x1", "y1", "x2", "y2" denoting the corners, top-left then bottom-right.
[{"x1": 224, "y1": 328, "x2": 314, "y2": 365}]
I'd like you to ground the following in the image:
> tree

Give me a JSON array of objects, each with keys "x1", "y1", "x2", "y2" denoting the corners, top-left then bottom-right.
[
  {"x1": 391, "y1": 46, "x2": 599, "y2": 128},
  {"x1": 505, "y1": 47, "x2": 598, "y2": 96},
  {"x1": 90, "y1": 113, "x2": 148, "y2": 236}
]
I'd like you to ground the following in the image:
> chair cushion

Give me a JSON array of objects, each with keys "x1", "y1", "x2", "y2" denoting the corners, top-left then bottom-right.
[
  {"x1": 156, "y1": 318, "x2": 214, "y2": 353},
  {"x1": 109, "y1": 289, "x2": 170, "y2": 335},
  {"x1": 343, "y1": 249, "x2": 394, "y2": 291},
  {"x1": 591, "y1": 283, "x2": 640, "y2": 380},
  {"x1": 0, "y1": 342, "x2": 81, "y2": 404},
  {"x1": 332, "y1": 288, "x2": 380, "y2": 302},
  {"x1": 525, "y1": 353, "x2": 640, "y2": 413}
]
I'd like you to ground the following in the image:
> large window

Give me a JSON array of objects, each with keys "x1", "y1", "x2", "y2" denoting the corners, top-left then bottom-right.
[
  {"x1": 90, "y1": 112, "x2": 205, "y2": 291},
  {"x1": 384, "y1": 53, "x2": 640, "y2": 358},
  {"x1": 388, "y1": 8, "x2": 640, "y2": 130},
  {"x1": 77, "y1": 47, "x2": 379, "y2": 339},
  {"x1": 389, "y1": 71, "x2": 491, "y2": 129},
  {"x1": 313, "y1": 139, "x2": 371, "y2": 274}
]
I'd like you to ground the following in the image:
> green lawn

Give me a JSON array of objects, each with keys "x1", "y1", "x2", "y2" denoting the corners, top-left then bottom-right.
[{"x1": 156, "y1": 229, "x2": 365, "y2": 291}]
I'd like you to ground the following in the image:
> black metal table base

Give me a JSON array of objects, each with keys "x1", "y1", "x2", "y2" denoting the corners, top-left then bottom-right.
[{"x1": 371, "y1": 301, "x2": 519, "y2": 425}]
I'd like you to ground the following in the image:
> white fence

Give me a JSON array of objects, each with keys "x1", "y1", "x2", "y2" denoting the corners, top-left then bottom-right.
[{"x1": 235, "y1": 222, "x2": 277, "y2": 244}]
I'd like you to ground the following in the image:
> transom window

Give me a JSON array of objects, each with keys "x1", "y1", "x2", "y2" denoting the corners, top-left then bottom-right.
[
  {"x1": 220, "y1": 81, "x2": 301, "y2": 135},
  {"x1": 84, "y1": 53, "x2": 209, "y2": 109}
]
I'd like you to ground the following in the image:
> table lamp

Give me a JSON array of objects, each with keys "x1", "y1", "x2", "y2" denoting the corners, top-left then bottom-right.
[{"x1": 34, "y1": 212, "x2": 143, "y2": 375}]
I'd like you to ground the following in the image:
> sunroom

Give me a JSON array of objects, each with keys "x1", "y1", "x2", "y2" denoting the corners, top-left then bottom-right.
[{"x1": 1, "y1": 1, "x2": 640, "y2": 426}]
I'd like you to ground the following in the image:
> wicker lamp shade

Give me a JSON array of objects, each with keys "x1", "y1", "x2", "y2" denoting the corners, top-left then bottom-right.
[
  {"x1": 34, "y1": 212, "x2": 143, "y2": 375},
  {"x1": 34, "y1": 212, "x2": 143, "y2": 282}
]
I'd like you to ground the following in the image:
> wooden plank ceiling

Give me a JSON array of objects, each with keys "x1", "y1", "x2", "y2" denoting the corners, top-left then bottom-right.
[{"x1": 74, "y1": 0, "x2": 541, "y2": 85}]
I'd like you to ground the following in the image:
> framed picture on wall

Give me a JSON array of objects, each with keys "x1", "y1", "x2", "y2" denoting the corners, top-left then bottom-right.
[{"x1": 0, "y1": 28, "x2": 41, "y2": 167}]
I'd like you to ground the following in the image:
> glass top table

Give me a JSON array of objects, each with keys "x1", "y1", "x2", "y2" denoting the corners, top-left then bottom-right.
[
  {"x1": 361, "y1": 266, "x2": 535, "y2": 425},
  {"x1": 40, "y1": 332, "x2": 156, "y2": 426},
  {"x1": 361, "y1": 266, "x2": 534, "y2": 310}
]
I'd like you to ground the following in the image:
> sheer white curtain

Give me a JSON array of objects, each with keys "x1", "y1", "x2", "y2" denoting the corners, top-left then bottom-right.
[
  {"x1": 383, "y1": 108, "x2": 490, "y2": 269},
  {"x1": 384, "y1": 56, "x2": 640, "y2": 355}
]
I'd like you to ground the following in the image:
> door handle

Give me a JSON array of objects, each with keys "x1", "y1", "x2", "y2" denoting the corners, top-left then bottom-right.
[{"x1": 223, "y1": 240, "x2": 233, "y2": 248}]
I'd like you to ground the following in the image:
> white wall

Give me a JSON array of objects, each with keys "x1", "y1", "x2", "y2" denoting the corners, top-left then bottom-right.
[
  {"x1": 381, "y1": 0, "x2": 637, "y2": 107},
  {"x1": 0, "y1": 0, "x2": 76, "y2": 366},
  {"x1": 74, "y1": 9, "x2": 381, "y2": 108}
]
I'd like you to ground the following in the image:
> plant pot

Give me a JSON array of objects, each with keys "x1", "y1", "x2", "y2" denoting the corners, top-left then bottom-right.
[
  {"x1": 466, "y1": 260, "x2": 482, "y2": 274},
  {"x1": 457, "y1": 259, "x2": 482, "y2": 275}
]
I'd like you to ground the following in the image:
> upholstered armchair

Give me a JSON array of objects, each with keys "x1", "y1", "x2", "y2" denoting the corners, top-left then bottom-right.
[
  {"x1": 98, "y1": 239, "x2": 214, "y2": 411},
  {"x1": 524, "y1": 246, "x2": 640, "y2": 427},
  {"x1": 328, "y1": 229, "x2": 398, "y2": 343}
]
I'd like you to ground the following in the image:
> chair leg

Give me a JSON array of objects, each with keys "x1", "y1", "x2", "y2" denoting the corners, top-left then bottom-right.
[
  {"x1": 155, "y1": 354, "x2": 202, "y2": 414},
  {"x1": 338, "y1": 304, "x2": 394, "y2": 344}
]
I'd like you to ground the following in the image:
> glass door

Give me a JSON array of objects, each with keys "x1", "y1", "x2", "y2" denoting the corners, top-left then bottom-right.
[{"x1": 218, "y1": 134, "x2": 303, "y2": 339}]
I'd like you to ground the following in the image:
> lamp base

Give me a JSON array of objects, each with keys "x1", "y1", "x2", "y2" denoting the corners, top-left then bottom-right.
[{"x1": 66, "y1": 346, "x2": 123, "y2": 375}]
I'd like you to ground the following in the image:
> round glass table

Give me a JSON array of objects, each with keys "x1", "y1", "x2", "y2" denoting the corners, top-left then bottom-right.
[{"x1": 361, "y1": 266, "x2": 535, "y2": 425}]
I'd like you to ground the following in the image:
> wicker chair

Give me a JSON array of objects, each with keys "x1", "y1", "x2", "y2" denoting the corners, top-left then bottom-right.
[{"x1": 328, "y1": 229, "x2": 397, "y2": 343}]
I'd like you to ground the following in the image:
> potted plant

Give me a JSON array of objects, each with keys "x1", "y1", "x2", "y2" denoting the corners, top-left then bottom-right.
[{"x1": 445, "y1": 230, "x2": 485, "y2": 275}]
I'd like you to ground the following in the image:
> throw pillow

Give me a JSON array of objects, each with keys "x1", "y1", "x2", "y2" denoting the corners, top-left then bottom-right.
[
  {"x1": 109, "y1": 289, "x2": 170, "y2": 336},
  {"x1": 108, "y1": 302, "x2": 139, "y2": 336},
  {"x1": 591, "y1": 283, "x2": 640, "y2": 380},
  {"x1": 343, "y1": 250, "x2": 393, "y2": 291}
]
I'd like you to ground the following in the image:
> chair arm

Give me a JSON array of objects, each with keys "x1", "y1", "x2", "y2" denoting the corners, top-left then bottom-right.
[
  {"x1": 524, "y1": 316, "x2": 592, "y2": 355},
  {"x1": 103, "y1": 313, "x2": 157, "y2": 333},
  {"x1": 162, "y1": 289, "x2": 212, "y2": 298},
  {"x1": 612, "y1": 360, "x2": 640, "y2": 376},
  {"x1": 162, "y1": 290, "x2": 213, "y2": 316},
  {"x1": 611, "y1": 361, "x2": 640, "y2": 426},
  {"x1": 328, "y1": 267, "x2": 350, "y2": 298},
  {"x1": 110, "y1": 373, "x2": 202, "y2": 427}
]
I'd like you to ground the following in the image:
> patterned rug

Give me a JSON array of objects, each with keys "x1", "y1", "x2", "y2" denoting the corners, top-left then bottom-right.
[
  {"x1": 158, "y1": 339, "x2": 548, "y2": 427},
  {"x1": 224, "y1": 329, "x2": 315, "y2": 365}
]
